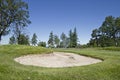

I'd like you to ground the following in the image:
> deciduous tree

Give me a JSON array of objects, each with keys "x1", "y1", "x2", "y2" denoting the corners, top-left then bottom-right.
[
  {"x1": 0, "y1": 0, "x2": 31, "y2": 41},
  {"x1": 9, "y1": 35, "x2": 16, "y2": 44},
  {"x1": 90, "y1": 16, "x2": 120, "y2": 47}
]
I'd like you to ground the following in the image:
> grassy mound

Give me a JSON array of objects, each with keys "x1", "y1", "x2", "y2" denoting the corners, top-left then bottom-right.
[
  {"x1": 0, "y1": 45, "x2": 52, "y2": 80},
  {"x1": 0, "y1": 45, "x2": 120, "y2": 80}
]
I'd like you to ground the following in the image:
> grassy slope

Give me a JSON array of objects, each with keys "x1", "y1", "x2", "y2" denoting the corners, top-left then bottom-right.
[{"x1": 0, "y1": 45, "x2": 120, "y2": 80}]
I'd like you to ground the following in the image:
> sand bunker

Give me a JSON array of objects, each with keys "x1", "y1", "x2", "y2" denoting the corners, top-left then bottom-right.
[{"x1": 14, "y1": 52, "x2": 102, "y2": 68}]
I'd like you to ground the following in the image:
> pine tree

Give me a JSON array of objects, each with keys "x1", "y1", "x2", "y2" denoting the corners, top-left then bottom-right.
[
  {"x1": 69, "y1": 28, "x2": 78, "y2": 48},
  {"x1": 69, "y1": 30, "x2": 73, "y2": 48},
  {"x1": 48, "y1": 31, "x2": 54, "y2": 48},
  {"x1": 31, "y1": 33, "x2": 37, "y2": 46},
  {"x1": 73, "y1": 27, "x2": 78, "y2": 47},
  {"x1": 60, "y1": 32, "x2": 68, "y2": 48},
  {"x1": 54, "y1": 35, "x2": 60, "y2": 47}
]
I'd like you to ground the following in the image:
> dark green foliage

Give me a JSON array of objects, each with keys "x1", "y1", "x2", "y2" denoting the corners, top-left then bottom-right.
[
  {"x1": 47, "y1": 28, "x2": 78, "y2": 48},
  {"x1": 12, "y1": 25, "x2": 24, "y2": 44},
  {"x1": 69, "y1": 27, "x2": 78, "y2": 48},
  {"x1": 69, "y1": 30, "x2": 73, "y2": 47},
  {"x1": 9, "y1": 35, "x2": 16, "y2": 44},
  {"x1": 0, "y1": 0, "x2": 31, "y2": 41},
  {"x1": 72, "y1": 27, "x2": 78, "y2": 47},
  {"x1": 31, "y1": 33, "x2": 37, "y2": 46},
  {"x1": 48, "y1": 31, "x2": 54, "y2": 48},
  {"x1": 91, "y1": 29, "x2": 100, "y2": 47},
  {"x1": 60, "y1": 32, "x2": 69, "y2": 48},
  {"x1": 38, "y1": 41, "x2": 46, "y2": 47},
  {"x1": 80, "y1": 44, "x2": 89, "y2": 48},
  {"x1": 54, "y1": 35, "x2": 60, "y2": 47},
  {"x1": 90, "y1": 16, "x2": 120, "y2": 47},
  {"x1": 9, "y1": 31, "x2": 30, "y2": 45},
  {"x1": 18, "y1": 34, "x2": 30, "y2": 45}
]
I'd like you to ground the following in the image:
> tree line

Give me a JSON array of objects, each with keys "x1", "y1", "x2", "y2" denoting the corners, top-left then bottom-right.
[
  {"x1": 7, "y1": 16, "x2": 120, "y2": 48},
  {"x1": 48, "y1": 27, "x2": 78, "y2": 48},
  {"x1": 89, "y1": 16, "x2": 120, "y2": 47},
  {"x1": 9, "y1": 27, "x2": 79, "y2": 48},
  {"x1": 9, "y1": 32, "x2": 47, "y2": 47}
]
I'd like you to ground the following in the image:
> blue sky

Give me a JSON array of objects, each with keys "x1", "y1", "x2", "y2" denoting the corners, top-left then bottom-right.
[{"x1": 1, "y1": 0, "x2": 120, "y2": 44}]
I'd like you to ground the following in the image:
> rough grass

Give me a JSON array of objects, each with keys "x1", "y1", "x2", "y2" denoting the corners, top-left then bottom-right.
[
  {"x1": 101, "y1": 47, "x2": 120, "y2": 51},
  {"x1": 0, "y1": 45, "x2": 120, "y2": 80}
]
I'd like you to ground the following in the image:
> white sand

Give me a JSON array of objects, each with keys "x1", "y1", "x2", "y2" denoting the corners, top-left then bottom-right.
[{"x1": 14, "y1": 52, "x2": 102, "y2": 68}]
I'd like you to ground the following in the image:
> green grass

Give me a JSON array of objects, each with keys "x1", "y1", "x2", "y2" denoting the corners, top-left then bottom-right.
[
  {"x1": 0, "y1": 45, "x2": 120, "y2": 80},
  {"x1": 101, "y1": 47, "x2": 120, "y2": 51}
]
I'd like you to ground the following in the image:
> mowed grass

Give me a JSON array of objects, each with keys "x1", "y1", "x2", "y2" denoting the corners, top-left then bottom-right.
[{"x1": 0, "y1": 45, "x2": 120, "y2": 80}]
